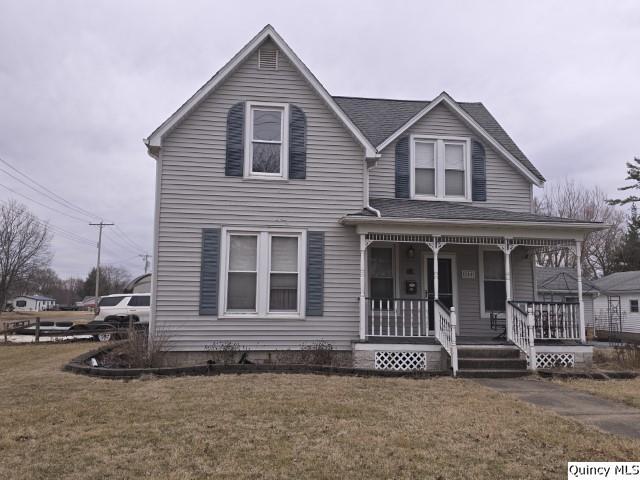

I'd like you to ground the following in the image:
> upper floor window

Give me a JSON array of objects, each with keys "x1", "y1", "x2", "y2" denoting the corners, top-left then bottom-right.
[
  {"x1": 410, "y1": 135, "x2": 471, "y2": 201},
  {"x1": 245, "y1": 102, "x2": 289, "y2": 178}
]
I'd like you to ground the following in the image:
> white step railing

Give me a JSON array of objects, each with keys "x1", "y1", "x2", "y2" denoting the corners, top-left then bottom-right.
[
  {"x1": 434, "y1": 300, "x2": 458, "y2": 376},
  {"x1": 366, "y1": 298, "x2": 429, "y2": 337},
  {"x1": 512, "y1": 301, "x2": 580, "y2": 340},
  {"x1": 508, "y1": 302, "x2": 536, "y2": 371}
]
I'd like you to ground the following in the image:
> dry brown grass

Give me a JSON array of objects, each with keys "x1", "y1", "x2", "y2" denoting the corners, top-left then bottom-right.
[
  {"x1": 1, "y1": 344, "x2": 639, "y2": 479},
  {"x1": 595, "y1": 345, "x2": 640, "y2": 371},
  {"x1": 553, "y1": 378, "x2": 640, "y2": 409}
]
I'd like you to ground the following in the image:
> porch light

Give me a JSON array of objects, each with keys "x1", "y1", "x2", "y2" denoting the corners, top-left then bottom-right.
[{"x1": 407, "y1": 245, "x2": 415, "y2": 259}]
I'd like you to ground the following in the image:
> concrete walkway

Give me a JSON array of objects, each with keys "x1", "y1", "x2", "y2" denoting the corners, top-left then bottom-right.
[{"x1": 477, "y1": 378, "x2": 640, "y2": 439}]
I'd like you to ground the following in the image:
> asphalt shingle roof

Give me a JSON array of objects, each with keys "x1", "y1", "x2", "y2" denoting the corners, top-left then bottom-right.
[
  {"x1": 351, "y1": 198, "x2": 596, "y2": 225},
  {"x1": 592, "y1": 271, "x2": 640, "y2": 294},
  {"x1": 535, "y1": 267, "x2": 598, "y2": 294},
  {"x1": 333, "y1": 96, "x2": 545, "y2": 182}
]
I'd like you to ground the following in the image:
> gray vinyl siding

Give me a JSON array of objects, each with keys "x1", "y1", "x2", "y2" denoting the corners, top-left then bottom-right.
[
  {"x1": 369, "y1": 103, "x2": 533, "y2": 212},
  {"x1": 155, "y1": 39, "x2": 365, "y2": 351}
]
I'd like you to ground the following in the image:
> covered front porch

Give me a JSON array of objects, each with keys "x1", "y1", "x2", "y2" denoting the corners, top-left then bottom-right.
[{"x1": 353, "y1": 231, "x2": 589, "y2": 375}]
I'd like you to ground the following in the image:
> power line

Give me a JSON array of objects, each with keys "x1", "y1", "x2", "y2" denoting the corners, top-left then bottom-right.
[
  {"x1": 0, "y1": 152, "x2": 149, "y2": 259},
  {"x1": 0, "y1": 154, "x2": 100, "y2": 219},
  {"x1": 0, "y1": 182, "x2": 89, "y2": 222}
]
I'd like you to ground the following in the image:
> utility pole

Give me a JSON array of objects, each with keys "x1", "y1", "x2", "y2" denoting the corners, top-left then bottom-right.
[
  {"x1": 90, "y1": 222, "x2": 114, "y2": 301},
  {"x1": 140, "y1": 253, "x2": 151, "y2": 274}
]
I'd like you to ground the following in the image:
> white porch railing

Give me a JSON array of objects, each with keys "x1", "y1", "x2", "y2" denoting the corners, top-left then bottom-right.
[
  {"x1": 434, "y1": 300, "x2": 458, "y2": 376},
  {"x1": 512, "y1": 301, "x2": 580, "y2": 340},
  {"x1": 508, "y1": 302, "x2": 536, "y2": 371},
  {"x1": 366, "y1": 298, "x2": 429, "y2": 337}
]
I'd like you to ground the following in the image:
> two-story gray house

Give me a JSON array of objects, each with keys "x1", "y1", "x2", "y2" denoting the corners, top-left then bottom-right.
[{"x1": 144, "y1": 25, "x2": 603, "y2": 376}]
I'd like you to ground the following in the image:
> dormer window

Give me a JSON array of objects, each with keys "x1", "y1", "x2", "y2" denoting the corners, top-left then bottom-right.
[
  {"x1": 410, "y1": 135, "x2": 471, "y2": 201},
  {"x1": 245, "y1": 102, "x2": 289, "y2": 178}
]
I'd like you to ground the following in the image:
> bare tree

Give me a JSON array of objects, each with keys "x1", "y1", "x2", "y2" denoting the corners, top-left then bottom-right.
[
  {"x1": 534, "y1": 179, "x2": 625, "y2": 278},
  {"x1": 81, "y1": 265, "x2": 131, "y2": 297},
  {"x1": 0, "y1": 200, "x2": 52, "y2": 310}
]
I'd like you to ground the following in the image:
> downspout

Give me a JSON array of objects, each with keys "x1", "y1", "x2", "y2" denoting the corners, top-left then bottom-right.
[{"x1": 363, "y1": 157, "x2": 381, "y2": 217}]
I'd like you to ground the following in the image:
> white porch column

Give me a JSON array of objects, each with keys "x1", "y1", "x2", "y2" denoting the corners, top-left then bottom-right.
[
  {"x1": 433, "y1": 249, "x2": 439, "y2": 301},
  {"x1": 501, "y1": 242, "x2": 514, "y2": 340},
  {"x1": 359, "y1": 234, "x2": 367, "y2": 341},
  {"x1": 426, "y1": 238, "x2": 442, "y2": 301},
  {"x1": 575, "y1": 240, "x2": 586, "y2": 343}
]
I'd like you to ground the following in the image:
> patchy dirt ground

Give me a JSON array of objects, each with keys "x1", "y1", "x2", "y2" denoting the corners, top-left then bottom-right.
[{"x1": 0, "y1": 343, "x2": 639, "y2": 479}]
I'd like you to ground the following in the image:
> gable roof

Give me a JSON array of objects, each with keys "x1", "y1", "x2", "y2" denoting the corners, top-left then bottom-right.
[
  {"x1": 535, "y1": 267, "x2": 598, "y2": 295},
  {"x1": 144, "y1": 25, "x2": 377, "y2": 158},
  {"x1": 592, "y1": 271, "x2": 640, "y2": 294},
  {"x1": 334, "y1": 94, "x2": 545, "y2": 185},
  {"x1": 145, "y1": 25, "x2": 544, "y2": 185},
  {"x1": 343, "y1": 198, "x2": 604, "y2": 230}
]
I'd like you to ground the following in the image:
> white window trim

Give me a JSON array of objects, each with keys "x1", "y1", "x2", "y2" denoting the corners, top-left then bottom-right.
[
  {"x1": 410, "y1": 134, "x2": 471, "y2": 202},
  {"x1": 244, "y1": 102, "x2": 289, "y2": 179},
  {"x1": 478, "y1": 246, "x2": 509, "y2": 318},
  {"x1": 219, "y1": 227, "x2": 306, "y2": 319}
]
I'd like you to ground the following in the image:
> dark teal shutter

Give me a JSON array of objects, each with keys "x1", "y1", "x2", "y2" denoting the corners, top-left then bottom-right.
[
  {"x1": 288, "y1": 105, "x2": 306, "y2": 179},
  {"x1": 199, "y1": 228, "x2": 221, "y2": 315},
  {"x1": 225, "y1": 102, "x2": 245, "y2": 177},
  {"x1": 395, "y1": 136, "x2": 410, "y2": 198},
  {"x1": 306, "y1": 232, "x2": 324, "y2": 316},
  {"x1": 471, "y1": 140, "x2": 487, "y2": 201}
]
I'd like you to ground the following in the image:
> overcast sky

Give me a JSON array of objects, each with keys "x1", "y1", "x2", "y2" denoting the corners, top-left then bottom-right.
[{"x1": 1, "y1": 0, "x2": 638, "y2": 278}]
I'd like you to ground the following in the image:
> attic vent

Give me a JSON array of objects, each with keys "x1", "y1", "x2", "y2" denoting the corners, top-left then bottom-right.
[{"x1": 258, "y1": 47, "x2": 278, "y2": 70}]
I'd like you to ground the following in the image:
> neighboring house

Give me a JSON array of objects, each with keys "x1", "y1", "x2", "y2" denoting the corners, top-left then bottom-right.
[
  {"x1": 123, "y1": 273, "x2": 152, "y2": 294},
  {"x1": 592, "y1": 271, "x2": 640, "y2": 341},
  {"x1": 143, "y1": 25, "x2": 604, "y2": 375},
  {"x1": 11, "y1": 295, "x2": 56, "y2": 312},
  {"x1": 535, "y1": 266, "x2": 599, "y2": 333}
]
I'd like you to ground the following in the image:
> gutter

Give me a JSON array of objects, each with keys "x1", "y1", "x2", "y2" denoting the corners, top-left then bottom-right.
[
  {"x1": 340, "y1": 215, "x2": 607, "y2": 231},
  {"x1": 362, "y1": 156, "x2": 381, "y2": 217}
]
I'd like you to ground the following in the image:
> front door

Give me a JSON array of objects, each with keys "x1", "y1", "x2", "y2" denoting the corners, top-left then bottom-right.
[{"x1": 424, "y1": 257, "x2": 454, "y2": 332}]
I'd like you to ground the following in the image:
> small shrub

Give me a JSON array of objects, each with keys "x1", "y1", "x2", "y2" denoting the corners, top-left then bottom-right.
[
  {"x1": 613, "y1": 343, "x2": 640, "y2": 369},
  {"x1": 299, "y1": 341, "x2": 334, "y2": 365},
  {"x1": 205, "y1": 341, "x2": 243, "y2": 365},
  {"x1": 101, "y1": 328, "x2": 168, "y2": 369}
]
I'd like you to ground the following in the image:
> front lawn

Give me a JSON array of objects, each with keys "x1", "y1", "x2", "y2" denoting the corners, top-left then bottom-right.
[{"x1": 0, "y1": 344, "x2": 638, "y2": 479}]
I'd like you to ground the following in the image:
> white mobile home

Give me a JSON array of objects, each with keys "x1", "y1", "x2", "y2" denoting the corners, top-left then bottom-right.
[{"x1": 11, "y1": 295, "x2": 56, "y2": 312}]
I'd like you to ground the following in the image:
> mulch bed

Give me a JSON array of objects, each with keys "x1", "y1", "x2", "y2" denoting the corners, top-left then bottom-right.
[{"x1": 63, "y1": 343, "x2": 450, "y2": 380}]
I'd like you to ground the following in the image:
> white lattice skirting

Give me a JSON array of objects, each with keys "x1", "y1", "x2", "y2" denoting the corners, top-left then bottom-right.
[
  {"x1": 374, "y1": 351, "x2": 427, "y2": 371},
  {"x1": 536, "y1": 353, "x2": 575, "y2": 369}
]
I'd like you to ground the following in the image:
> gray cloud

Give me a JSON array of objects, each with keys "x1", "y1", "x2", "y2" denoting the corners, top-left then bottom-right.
[{"x1": 1, "y1": 0, "x2": 638, "y2": 277}]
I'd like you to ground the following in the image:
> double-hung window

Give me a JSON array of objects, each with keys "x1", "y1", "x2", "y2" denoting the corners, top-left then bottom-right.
[
  {"x1": 631, "y1": 299, "x2": 639, "y2": 313},
  {"x1": 369, "y1": 246, "x2": 395, "y2": 309},
  {"x1": 411, "y1": 135, "x2": 470, "y2": 200},
  {"x1": 481, "y1": 250, "x2": 506, "y2": 314},
  {"x1": 245, "y1": 102, "x2": 289, "y2": 178},
  {"x1": 222, "y1": 229, "x2": 304, "y2": 317}
]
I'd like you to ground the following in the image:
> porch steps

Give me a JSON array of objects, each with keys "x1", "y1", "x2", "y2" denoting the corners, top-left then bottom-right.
[{"x1": 456, "y1": 347, "x2": 529, "y2": 378}]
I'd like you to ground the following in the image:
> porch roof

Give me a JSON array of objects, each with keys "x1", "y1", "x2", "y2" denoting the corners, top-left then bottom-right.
[{"x1": 343, "y1": 198, "x2": 604, "y2": 231}]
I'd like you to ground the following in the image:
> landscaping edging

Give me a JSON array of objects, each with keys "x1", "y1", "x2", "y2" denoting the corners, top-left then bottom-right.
[
  {"x1": 538, "y1": 369, "x2": 639, "y2": 380},
  {"x1": 63, "y1": 344, "x2": 450, "y2": 380}
]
